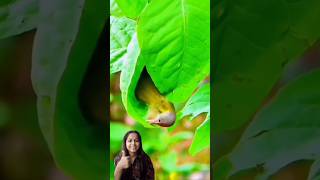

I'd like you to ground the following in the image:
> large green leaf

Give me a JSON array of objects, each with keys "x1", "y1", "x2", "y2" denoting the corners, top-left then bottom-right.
[
  {"x1": 137, "y1": 0, "x2": 210, "y2": 103},
  {"x1": 181, "y1": 83, "x2": 210, "y2": 120},
  {"x1": 179, "y1": 83, "x2": 210, "y2": 155},
  {"x1": 213, "y1": 0, "x2": 320, "y2": 133},
  {"x1": 215, "y1": 70, "x2": 320, "y2": 179},
  {"x1": 0, "y1": 0, "x2": 38, "y2": 39},
  {"x1": 115, "y1": 0, "x2": 147, "y2": 19},
  {"x1": 110, "y1": 16, "x2": 136, "y2": 73},
  {"x1": 119, "y1": 34, "x2": 152, "y2": 128},
  {"x1": 189, "y1": 114, "x2": 210, "y2": 156},
  {"x1": 110, "y1": 0, "x2": 124, "y2": 17},
  {"x1": 31, "y1": 0, "x2": 106, "y2": 179}
]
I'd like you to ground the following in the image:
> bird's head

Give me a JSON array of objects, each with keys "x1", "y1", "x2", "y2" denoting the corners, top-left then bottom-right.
[{"x1": 147, "y1": 112, "x2": 176, "y2": 127}]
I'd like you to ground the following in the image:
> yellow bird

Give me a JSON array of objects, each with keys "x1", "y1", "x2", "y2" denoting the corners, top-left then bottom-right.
[{"x1": 135, "y1": 69, "x2": 176, "y2": 127}]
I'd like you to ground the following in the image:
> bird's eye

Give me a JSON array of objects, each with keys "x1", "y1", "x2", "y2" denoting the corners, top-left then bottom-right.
[{"x1": 158, "y1": 119, "x2": 160, "y2": 122}]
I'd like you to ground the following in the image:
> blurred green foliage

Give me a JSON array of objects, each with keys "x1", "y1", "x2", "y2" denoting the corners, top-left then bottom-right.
[
  {"x1": 213, "y1": 0, "x2": 320, "y2": 179},
  {"x1": 1, "y1": 0, "x2": 107, "y2": 179},
  {"x1": 0, "y1": 33, "x2": 71, "y2": 180}
]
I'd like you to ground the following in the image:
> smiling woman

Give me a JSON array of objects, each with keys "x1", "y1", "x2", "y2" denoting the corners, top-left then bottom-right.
[{"x1": 114, "y1": 131, "x2": 155, "y2": 180}]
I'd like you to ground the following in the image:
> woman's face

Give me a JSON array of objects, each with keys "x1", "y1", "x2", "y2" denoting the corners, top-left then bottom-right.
[{"x1": 126, "y1": 133, "x2": 140, "y2": 155}]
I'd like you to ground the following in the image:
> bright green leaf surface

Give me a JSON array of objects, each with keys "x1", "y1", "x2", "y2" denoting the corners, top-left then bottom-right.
[
  {"x1": 189, "y1": 114, "x2": 210, "y2": 156},
  {"x1": 213, "y1": 0, "x2": 320, "y2": 133},
  {"x1": 115, "y1": 0, "x2": 147, "y2": 19},
  {"x1": 181, "y1": 83, "x2": 210, "y2": 120},
  {"x1": 120, "y1": 34, "x2": 152, "y2": 128},
  {"x1": 31, "y1": 0, "x2": 106, "y2": 179},
  {"x1": 110, "y1": 0, "x2": 124, "y2": 17},
  {"x1": 180, "y1": 83, "x2": 210, "y2": 156},
  {"x1": 0, "y1": 0, "x2": 38, "y2": 39},
  {"x1": 138, "y1": 0, "x2": 210, "y2": 103},
  {"x1": 110, "y1": 16, "x2": 136, "y2": 73},
  {"x1": 218, "y1": 70, "x2": 320, "y2": 179}
]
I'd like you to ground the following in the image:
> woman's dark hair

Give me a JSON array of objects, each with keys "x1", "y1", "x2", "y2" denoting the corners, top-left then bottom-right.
[{"x1": 121, "y1": 130, "x2": 144, "y2": 156}]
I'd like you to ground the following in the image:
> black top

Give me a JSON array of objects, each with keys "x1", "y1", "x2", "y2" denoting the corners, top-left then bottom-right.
[{"x1": 114, "y1": 152, "x2": 154, "y2": 180}]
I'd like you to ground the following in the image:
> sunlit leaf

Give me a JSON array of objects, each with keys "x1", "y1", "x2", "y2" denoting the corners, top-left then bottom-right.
[
  {"x1": 189, "y1": 114, "x2": 210, "y2": 156},
  {"x1": 181, "y1": 83, "x2": 210, "y2": 120},
  {"x1": 110, "y1": 16, "x2": 135, "y2": 74},
  {"x1": 110, "y1": 0, "x2": 124, "y2": 17},
  {"x1": 119, "y1": 34, "x2": 152, "y2": 127},
  {"x1": 138, "y1": 0, "x2": 210, "y2": 103},
  {"x1": 115, "y1": 0, "x2": 147, "y2": 19}
]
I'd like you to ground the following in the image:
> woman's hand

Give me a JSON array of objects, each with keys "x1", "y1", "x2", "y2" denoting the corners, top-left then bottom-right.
[
  {"x1": 118, "y1": 151, "x2": 130, "y2": 169},
  {"x1": 114, "y1": 151, "x2": 130, "y2": 180}
]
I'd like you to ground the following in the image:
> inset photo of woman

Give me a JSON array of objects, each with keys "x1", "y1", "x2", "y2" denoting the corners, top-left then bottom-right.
[{"x1": 114, "y1": 131, "x2": 154, "y2": 180}]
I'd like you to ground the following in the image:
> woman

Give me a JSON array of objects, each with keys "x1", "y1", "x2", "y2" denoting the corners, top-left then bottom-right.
[{"x1": 114, "y1": 130, "x2": 154, "y2": 180}]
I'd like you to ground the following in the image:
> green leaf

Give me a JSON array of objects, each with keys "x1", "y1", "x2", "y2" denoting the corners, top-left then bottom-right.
[
  {"x1": 309, "y1": 159, "x2": 320, "y2": 180},
  {"x1": 213, "y1": 0, "x2": 320, "y2": 133},
  {"x1": 242, "y1": 71, "x2": 320, "y2": 141},
  {"x1": 0, "y1": 0, "x2": 38, "y2": 39},
  {"x1": 110, "y1": 0, "x2": 124, "y2": 17},
  {"x1": 115, "y1": 0, "x2": 147, "y2": 19},
  {"x1": 110, "y1": 16, "x2": 136, "y2": 73},
  {"x1": 189, "y1": 114, "x2": 210, "y2": 156},
  {"x1": 31, "y1": 0, "x2": 106, "y2": 179},
  {"x1": 230, "y1": 129, "x2": 320, "y2": 180},
  {"x1": 120, "y1": 34, "x2": 152, "y2": 127},
  {"x1": 219, "y1": 70, "x2": 320, "y2": 179},
  {"x1": 179, "y1": 83, "x2": 210, "y2": 156},
  {"x1": 137, "y1": 0, "x2": 210, "y2": 103},
  {"x1": 181, "y1": 83, "x2": 210, "y2": 120}
]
